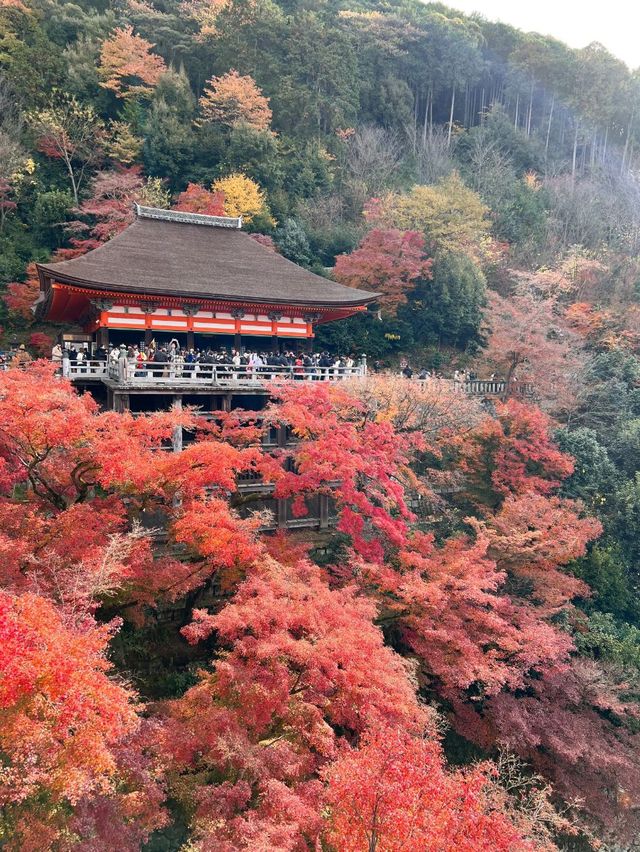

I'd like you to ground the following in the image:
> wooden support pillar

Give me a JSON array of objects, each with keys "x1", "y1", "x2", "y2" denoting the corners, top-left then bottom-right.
[
  {"x1": 187, "y1": 330, "x2": 195, "y2": 351},
  {"x1": 106, "y1": 387, "x2": 114, "y2": 410},
  {"x1": 319, "y1": 494, "x2": 329, "y2": 529},
  {"x1": 115, "y1": 393, "x2": 130, "y2": 413},
  {"x1": 277, "y1": 424, "x2": 287, "y2": 448},
  {"x1": 222, "y1": 394, "x2": 232, "y2": 412},
  {"x1": 234, "y1": 333, "x2": 242, "y2": 352},
  {"x1": 277, "y1": 498, "x2": 288, "y2": 528},
  {"x1": 144, "y1": 328, "x2": 153, "y2": 347},
  {"x1": 98, "y1": 326, "x2": 109, "y2": 348},
  {"x1": 172, "y1": 395, "x2": 183, "y2": 452}
]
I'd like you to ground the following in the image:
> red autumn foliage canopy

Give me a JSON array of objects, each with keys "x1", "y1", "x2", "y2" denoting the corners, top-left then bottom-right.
[
  {"x1": 0, "y1": 364, "x2": 635, "y2": 845},
  {"x1": 333, "y1": 227, "x2": 433, "y2": 315},
  {"x1": 173, "y1": 181, "x2": 226, "y2": 216}
]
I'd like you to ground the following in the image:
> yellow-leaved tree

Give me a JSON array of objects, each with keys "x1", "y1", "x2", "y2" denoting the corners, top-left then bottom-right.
[
  {"x1": 211, "y1": 173, "x2": 274, "y2": 226},
  {"x1": 366, "y1": 172, "x2": 494, "y2": 265}
]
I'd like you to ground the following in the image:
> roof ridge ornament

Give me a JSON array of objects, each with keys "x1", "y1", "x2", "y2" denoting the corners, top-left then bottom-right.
[{"x1": 134, "y1": 203, "x2": 243, "y2": 229}]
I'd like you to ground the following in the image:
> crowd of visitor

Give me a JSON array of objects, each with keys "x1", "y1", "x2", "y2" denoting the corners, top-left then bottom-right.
[{"x1": 52, "y1": 340, "x2": 364, "y2": 380}]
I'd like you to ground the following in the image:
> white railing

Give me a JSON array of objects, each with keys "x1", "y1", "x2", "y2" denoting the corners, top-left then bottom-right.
[
  {"x1": 102, "y1": 361, "x2": 366, "y2": 387},
  {"x1": 413, "y1": 378, "x2": 534, "y2": 398},
  {"x1": 63, "y1": 360, "x2": 108, "y2": 379}
]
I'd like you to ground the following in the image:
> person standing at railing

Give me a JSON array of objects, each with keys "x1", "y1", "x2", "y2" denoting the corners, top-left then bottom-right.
[
  {"x1": 135, "y1": 348, "x2": 148, "y2": 377},
  {"x1": 117, "y1": 345, "x2": 128, "y2": 382},
  {"x1": 11, "y1": 344, "x2": 33, "y2": 369},
  {"x1": 76, "y1": 346, "x2": 86, "y2": 374},
  {"x1": 51, "y1": 342, "x2": 62, "y2": 374},
  {"x1": 127, "y1": 346, "x2": 138, "y2": 380},
  {"x1": 184, "y1": 349, "x2": 196, "y2": 378},
  {"x1": 318, "y1": 351, "x2": 331, "y2": 379}
]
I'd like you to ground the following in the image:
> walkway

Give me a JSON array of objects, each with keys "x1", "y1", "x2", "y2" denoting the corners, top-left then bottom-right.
[{"x1": 63, "y1": 362, "x2": 534, "y2": 398}]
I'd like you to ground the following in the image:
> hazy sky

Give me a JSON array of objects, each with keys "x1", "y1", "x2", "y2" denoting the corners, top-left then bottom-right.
[{"x1": 447, "y1": 1, "x2": 640, "y2": 69}]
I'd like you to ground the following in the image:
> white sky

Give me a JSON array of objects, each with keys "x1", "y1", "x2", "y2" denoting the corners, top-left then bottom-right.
[{"x1": 446, "y1": 0, "x2": 640, "y2": 69}]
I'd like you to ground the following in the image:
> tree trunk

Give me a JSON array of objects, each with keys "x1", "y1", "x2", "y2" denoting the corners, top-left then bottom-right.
[
  {"x1": 545, "y1": 94, "x2": 555, "y2": 155},
  {"x1": 429, "y1": 85, "x2": 433, "y2": 134},
  {"x1": 602, "y1": 124, "x2": 608, "y2": 164},
  {"x1": 621, "y1": 108, "x2": 634, "y2": 175},
  {"x1": 447, "y1": 85, "x2": 456, "y2": 146},
  {"x1": 422, "y1": 89, "x2": 429, "y2": 146},
  {"x1": 514, "y1": 91, "x2": 519, "y2": 129},
  {"x1": 571, "y1": 122, "x2": 579, "y2": 181},
  {"x1": 464, "y1": 82, "x2": 469, "y2": 127},
  {"x1": 526, "y1": 81, "x2": 534, "y2": 136}
]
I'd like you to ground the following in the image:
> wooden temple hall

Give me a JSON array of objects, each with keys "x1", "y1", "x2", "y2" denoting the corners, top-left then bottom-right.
[
  {"x1": 35, "y1": 205, "x2": 377, "y2": 412},
  {"x1": 36, "y1": 205, "x2": 376, "y2": 355}
]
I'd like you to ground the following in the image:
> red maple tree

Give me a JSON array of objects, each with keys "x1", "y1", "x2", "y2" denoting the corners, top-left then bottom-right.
[
  {"x1": 322, "y1": 723, "x2": 554, "y2": 851},
  {"x1": 333, "y1": 227, "x2": 433, "y2": 315},
  {"x1": 481, "y1": 289, "x2": 585, "y2": 413},
  {"x1": 0, "y1": 590, "x2": 161, "y2": 849},
  {"x1": 173, "y1": 182, "x2": 226, "y2": 216}
]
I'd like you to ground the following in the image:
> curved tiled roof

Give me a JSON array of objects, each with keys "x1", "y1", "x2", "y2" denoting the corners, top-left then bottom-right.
[{"x1": 37, "y1": 207, "x2": 377, "y2": 308}]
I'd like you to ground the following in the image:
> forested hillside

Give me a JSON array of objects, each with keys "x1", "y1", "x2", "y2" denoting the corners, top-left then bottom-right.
[{"x1": 4, "y1": 0, "x2": 640, "y2": 849}]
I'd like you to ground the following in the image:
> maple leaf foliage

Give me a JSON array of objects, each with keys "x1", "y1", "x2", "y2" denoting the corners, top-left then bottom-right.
[
  {"x1": 26, "y1": 331, "x2": 53, "y2": 356},
  {"x1": 262, "y1": 382, "x2": 596, "y2": 697},
  {"x1": 164, "y1": 555, "x2": 430, "y2": 850},
  {"x1": 453, "y1": 659, "x2": 640, "y2": 843},
  {"x1": 0, "y1": 590, "x2": 160, "y2": 849},
  {"x1": 98, "y1": 26, "x2": 166, "y2": 99},
  {"x1": 265, "y1": 381, "x2": 416, "y2": 560},
  {"x1": 69, "y1": 166, "x2": 146, "y2": 247},
  {"x1": 474, "y1": 492, "x2": 602, "y2": 614},
  {"x1": 0, "y1": 363, "x2": 261, "y2": 613},
  {"x1": 3, "y1": 261, "x2": 40, "y2": 322},
  {"x1": 322, "y1": 723, "x2": 550, "y2": 852},
  {"x1": 481, "y1": 287, "x2": 585, "y2": 413},
  {"x1": 0, "y1": 368, "x2": 613, "y2": 842},
  {"x1": 454, "y1": 398, "x2": 575, "y2": 510},
  {"x1": 333, "y1": 227, "x2": 433, "y2": 315},
  {"x1": 198, "y1": 69, "x2": 272, "y2": 131},
  {"x1": 173, "y1": 181, "x2": 226, "y2": 216}
]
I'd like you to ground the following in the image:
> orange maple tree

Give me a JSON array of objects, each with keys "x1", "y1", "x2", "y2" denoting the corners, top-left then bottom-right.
[
  {"x1": 198, "y1": 69, "x2": 272, "y2": 130},
  {"x1": 98, "y1": 26, "x2": 166, "y2": 99},
  {"x1": 0, "y1": 590, "x2": 162, "y2": 850},
  {"x1": 482, "y1": 288, "x2": 585, "y2": 412}
]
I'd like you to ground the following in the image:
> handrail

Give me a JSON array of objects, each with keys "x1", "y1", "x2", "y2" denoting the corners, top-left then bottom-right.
[
  {"x1": 414, "y1": 377, "x2": 535, "y2": 397},
  {"x1": 61, "y1": 360, "x2": 534, "y2": 397},
  {"x1": 104, "y1": 361, "x2": 366, "y2": 386},
  {"x1": 63, "y1": 360, "x2": 108, "y2": 378}
]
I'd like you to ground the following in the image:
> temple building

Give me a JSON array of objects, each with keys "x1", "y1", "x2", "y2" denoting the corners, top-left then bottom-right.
[{"x1": 35, "y1": 204, "x2": 376, "y2": 352}]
